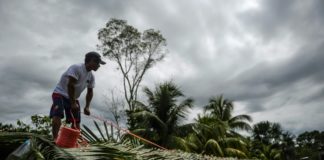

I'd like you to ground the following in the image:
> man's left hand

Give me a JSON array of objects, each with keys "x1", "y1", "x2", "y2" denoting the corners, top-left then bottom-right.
[{"x1": 84, "y1": 107, "x2": 90, "y2": 115}]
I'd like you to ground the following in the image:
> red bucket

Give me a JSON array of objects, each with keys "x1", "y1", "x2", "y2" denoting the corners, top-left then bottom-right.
[{"x1": 56, "y1": 126, "x2": 80, "y2": 148}]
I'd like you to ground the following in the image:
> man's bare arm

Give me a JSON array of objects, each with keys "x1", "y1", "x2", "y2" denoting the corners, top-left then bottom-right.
[
  {"x1": 68, "y1": 76, "x2": 78, "y2": 111},
  {"x1": 84, "y1": 88, "x2": 93, "y2": 115},
  {"x1": 86, "y1": 88, "x2": 93, "y2": 108}
]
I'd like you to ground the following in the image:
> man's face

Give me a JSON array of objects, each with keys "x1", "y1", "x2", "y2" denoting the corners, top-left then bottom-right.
[{"x1": 89, "y1": 58, "x2": 101, "y2": 71}]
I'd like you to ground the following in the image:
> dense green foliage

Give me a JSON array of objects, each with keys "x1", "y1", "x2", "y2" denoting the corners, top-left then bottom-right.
[
  {"x1": 131, "y1": 81, "x2": 194, "y2": 150},
  {"x1": 0, "y1": 115, "x2": 51, "y2": 136},
  {"x1": 179, "y1": 95, "x2": 252, "y2": 158},
  {"x1": 295, "y1": 130, "x2": 324, "y2": 159},
  {"x1": 249, "y1": 121, "x2": 296, "y2": 159},
  {"x1": 1, "y1": 93, "x2": 324, "y2": 159}
]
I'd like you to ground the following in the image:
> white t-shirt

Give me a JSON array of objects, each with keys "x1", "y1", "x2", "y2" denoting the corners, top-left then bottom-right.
[{"x1": 54, "y1": 63, "x2": 95, "y2": 99}]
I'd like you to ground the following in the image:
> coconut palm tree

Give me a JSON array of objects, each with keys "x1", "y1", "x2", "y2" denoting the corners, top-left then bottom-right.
[
  {"x1": 251, "y1": 121, "x2": 296, "y2": 160},
  {"x1": 182, "y1": 114, "x2": 249, "y2": 158},
  {"x1": 182, "y1": 95, "x2": 252, "y2": 158},
  {"x1": 252, "y1": 121, "x2": 282, "y2": 146},
  {"x1": 250, "y1": 142, "x2": 282, "y2": 160},
  {"x1": 130, "y1": 81, "x2": 194, "y2": 150},
  {"x1": 204, "y1": 95, "x2": 252, "y2": 136}
]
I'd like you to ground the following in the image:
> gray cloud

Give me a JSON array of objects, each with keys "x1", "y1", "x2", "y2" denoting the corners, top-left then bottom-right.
[
  {"x1": 239, "y1": 0, "x2": 324, "y2": 42},
  {"x1": 0, "y1": 0, "x2": 323, "y2": 135}
]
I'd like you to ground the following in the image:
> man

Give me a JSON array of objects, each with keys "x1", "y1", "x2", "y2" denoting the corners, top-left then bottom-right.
[{"x1": 50, "y1": 51, "x2": 106, "y2": 141}]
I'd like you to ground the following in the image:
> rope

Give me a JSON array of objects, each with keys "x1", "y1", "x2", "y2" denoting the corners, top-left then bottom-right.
[
  {"x1": 81, "y1": 112, "x2": 168, "y2": 150},
  {"x1": 70, "y1": 110, "x2": 77, "y2": 129}
]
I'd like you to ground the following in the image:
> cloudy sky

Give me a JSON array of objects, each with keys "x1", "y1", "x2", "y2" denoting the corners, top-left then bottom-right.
[{"x1": 0, "y1": 0, "x2": 323, "y2": 135}]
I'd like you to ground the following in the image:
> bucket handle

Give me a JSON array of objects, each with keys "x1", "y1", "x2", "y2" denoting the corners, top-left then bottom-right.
[{"x1": 70, "y1": 110, "x2": 78, "y2": 129}]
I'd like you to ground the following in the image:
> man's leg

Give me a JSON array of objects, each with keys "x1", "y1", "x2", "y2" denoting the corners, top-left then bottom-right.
[
  {"x1": 52, "y1": 116, "x2": 61, "y2": 141},
  {"x1": 50, "y1": 93, "x2": 65, "y2": 142}
]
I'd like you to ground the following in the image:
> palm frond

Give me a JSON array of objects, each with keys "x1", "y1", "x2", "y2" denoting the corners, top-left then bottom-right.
[
  {"x1": 166, "y1": 98, "x2": 193, "y2": 130},
  {"x1": 1, "y1": 132, "x2": 243, "y2": 160},
  {"x1": 185, "y1": 133, "x2": 203, "y2": 152},
  {"x1": 131, "y1": 110, "x2": 166, "y2": 130},
  {"x1": 220, "y1": 137, "x2": 247, "y2": 152},
  {"x1": 94, "y1": 120, "x2": 108, "y2": 142},
  {"x1": 203, "y1": 139, "x2": 224, "y2": 156},
  {"x1": 229, "y1": 121, "x2": 252, "y2": 132},
  {"x1": 133, "y1": 101, "x2": 150, "y2": 111},
  {"x1": 229, "y1": 114, "x2": 252, "y2": 123},
  {"x1": 103, "y1": 121, "x2": 110, "y2": 141},
  {"x1": 82, "y1": 124, "x2": 102, "y2": 142},
  {"x1": 81, "y1": 129, "x2": 96, "y2": 143},
  {"x1": 175, "y1": 98, "x2": 194, "y2": 117},
  {"x1": 166, "y1": 135, "x2": 191, "y2": 152},
  {"x1": 143, "y1": 87, "x2": 154, "y2": 103},
  {"x1": 176, "y1": 123, "x2": 197, "y2": 136},
  {"x1": 224, "y1": 148, "x2": 247, "y2": 158},
  {"x1": 2, "y1": 132, "x2": 75, "y2": 160}
]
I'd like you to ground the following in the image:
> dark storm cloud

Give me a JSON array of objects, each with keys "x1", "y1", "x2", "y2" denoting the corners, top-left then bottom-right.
[
  {"x1": 149, "y1": 0, "x2": 324, "y2": 134},
  {"x1": 239, "y1": 42, "x2": 324, "y2": 88},
  {"x1": 174, "y1": 0, "x2": 324, "y2": 102}
]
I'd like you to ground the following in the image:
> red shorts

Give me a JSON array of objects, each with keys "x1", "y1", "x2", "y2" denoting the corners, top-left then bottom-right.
[{"x1": 49, "y1": 93, "x2": 80, "y2": 123}]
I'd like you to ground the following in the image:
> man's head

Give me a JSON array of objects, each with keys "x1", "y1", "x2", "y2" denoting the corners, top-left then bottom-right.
[{"x1": 85, "y1": 51, "x2": 106, "y2": 71}]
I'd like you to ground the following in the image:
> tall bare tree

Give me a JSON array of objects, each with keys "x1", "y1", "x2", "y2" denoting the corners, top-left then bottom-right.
[{"x1": 97, "y1": 18, "x2": 167, "y2": 128}]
